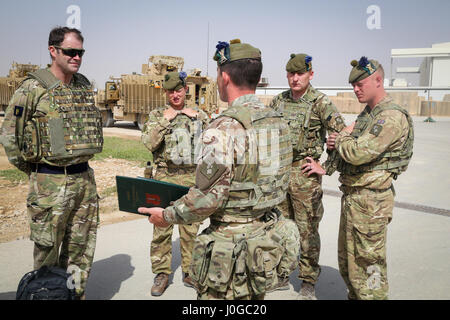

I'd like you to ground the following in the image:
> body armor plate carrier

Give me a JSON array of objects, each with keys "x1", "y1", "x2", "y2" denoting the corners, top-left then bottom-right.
[
  {"x1": 216, "y1": 104, "x2": 293, "y2": 222},
  {"x1": 20, "y1": 69, "x2": 103, "y2": 165},
  {"x1": 338, "y1": 104, "x2": 414, "y2": 178}
]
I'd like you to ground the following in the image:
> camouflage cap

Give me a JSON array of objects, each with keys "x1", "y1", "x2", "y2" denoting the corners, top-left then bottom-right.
[
  {"x1": 163, "y1": 71, "x2": 187, "y2": 90},
  {"x1": 348, "y1": 56, "x2": 380, "y2": 83},
  {"x1": 213, "y1": 39, "x2": 261, "y2": 66},
  {"x1": 285, "y1": 53, "x2": 313, "y2": 73}
]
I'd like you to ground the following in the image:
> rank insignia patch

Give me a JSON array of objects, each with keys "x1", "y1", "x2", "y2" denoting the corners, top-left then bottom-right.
[{"x1": 199, "y1": 162, "x2": 219, "y2": 180}]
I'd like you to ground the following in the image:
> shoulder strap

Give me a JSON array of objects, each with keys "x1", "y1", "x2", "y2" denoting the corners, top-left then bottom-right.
[
  {"x1": 372, "y1": 103, "x2": 409, "y2": 118},
  {"x1": 220, "y1": 105, "x2": 252, "y2": 129},
  {"x1": 303, "y1": 86, "x2": 324, "y2": 103},
  {"x1": 72, "y1": 73, "x2": 91, "y2": 87},
  {"x1": 27, "y1": 69, "x2": 60, "y2": 90}
]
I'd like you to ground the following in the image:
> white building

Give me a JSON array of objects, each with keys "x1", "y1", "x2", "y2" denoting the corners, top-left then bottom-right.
[{"x1": 391, "y1": 42, "x2": 450, "y2": 100}]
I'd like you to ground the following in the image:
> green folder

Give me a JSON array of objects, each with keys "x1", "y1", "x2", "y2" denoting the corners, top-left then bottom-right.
[{"x1": 115, "y1": 175, "x2": 190, "y2": 216}]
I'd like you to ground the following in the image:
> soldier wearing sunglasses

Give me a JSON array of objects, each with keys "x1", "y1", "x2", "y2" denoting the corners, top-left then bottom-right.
[{"x1": 0, "y1": 26, "x2": 103, "y2": 300}]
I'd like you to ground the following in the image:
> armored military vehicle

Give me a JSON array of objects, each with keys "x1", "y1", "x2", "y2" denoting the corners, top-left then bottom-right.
[
  {"x1": 96, "y1": 55, "x2": 218, "y2": 129},
  {"x1": 0, "y1": 63, "x2": 39, "y2": 113}
]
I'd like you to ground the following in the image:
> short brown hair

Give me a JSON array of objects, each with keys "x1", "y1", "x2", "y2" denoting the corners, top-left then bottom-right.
[
  {"x1": 48, "y1": 26, "x2": 84, "y2": 47},
  {"x1": 219, "y1": 58, "x2": 262, "y2": 90}
]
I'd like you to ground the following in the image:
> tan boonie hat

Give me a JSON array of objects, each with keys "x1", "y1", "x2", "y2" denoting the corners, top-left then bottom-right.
[
  {"x1": 163, "y1": 71, "x2": 187, "y2": 90},
  {"x1": 348, "y1": 56, "x2": 380, "y2": 83},
  {"x1": 213, "y1": 39, "x2": 261, "y2": 66},
  {"x1": 286, "y1": 53, "x2": 313, "y2": 73}
]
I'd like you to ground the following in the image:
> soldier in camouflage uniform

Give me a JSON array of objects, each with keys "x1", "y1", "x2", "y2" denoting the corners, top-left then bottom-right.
[
  {"x1": 141, "y1": 71, "x2": 210, "y2": 296},
  {"x1": 0, "y1": 27, "x2": 103, "y2": 299},
  {"x1": 269, "y1": 53, "x2": 346, "y2": 299},
  {"x1": 139, "y1": 39, "x2": 300, "y2": 300},
  {"x1": 327, "y1": 57, "x2": 414, "y2": 299}
]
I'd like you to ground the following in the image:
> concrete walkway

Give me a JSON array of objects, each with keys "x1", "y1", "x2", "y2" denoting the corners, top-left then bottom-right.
[{"x1": 0, "y1": 115, "x2": 449, "y2": 300}]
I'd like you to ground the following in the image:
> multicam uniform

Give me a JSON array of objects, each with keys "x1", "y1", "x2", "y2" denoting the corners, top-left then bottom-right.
[
  {"x1": 0, "y1": 68, "x2": 103, "y2": 298},
  {"x1": 270, "y1": 85, "x2": 345, "y2": 284},
  {"x1": 163, "y1": 94, "x2": 300, "y2": 300},
  {"x1": 141, "y1": 105, "x2": 209, "y2": 276},
  {"x1": 335, "y1": 95, "x2": 414, "y2": 299}
]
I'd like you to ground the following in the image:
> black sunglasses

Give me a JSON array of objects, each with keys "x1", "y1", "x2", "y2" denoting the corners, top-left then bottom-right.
[{"x1": 54, "y1": 45, "x2": 85, "y2": 58}]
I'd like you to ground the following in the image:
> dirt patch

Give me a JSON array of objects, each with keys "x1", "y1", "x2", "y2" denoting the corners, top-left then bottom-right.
[{"x1": 0, "y1": 158, "x2": 147, "y2": 243}]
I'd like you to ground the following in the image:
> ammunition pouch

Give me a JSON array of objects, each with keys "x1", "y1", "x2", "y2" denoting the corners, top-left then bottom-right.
[{"x1": 189, "y1": 214, "x2": 300, "y2": 297}]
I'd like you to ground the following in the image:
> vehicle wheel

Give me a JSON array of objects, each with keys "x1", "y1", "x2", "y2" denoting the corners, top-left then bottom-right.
[
  {"x1": 137, "y1": 113, "x2": 149, "y2": 131},
  {"x1": 101, "y1": 110, "x2": 114, "y2": 127}
]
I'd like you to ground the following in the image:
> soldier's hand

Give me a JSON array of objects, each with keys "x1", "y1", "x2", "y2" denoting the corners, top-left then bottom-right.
[
  {"x1": 163, "y1": 107, "x2": 180, "y2": 121},
  {"x1": 301, "y1": 157, "x2": 326, "y2": 177},
  {"x1": 138, "y1": 207, "x2": 171, "y2": 228},
  {"x1": 342, "y1": 121, "x2": 356, "y2": 134},
  {"x1": 327, "y1": 132, "x2": 338, "y2": 150},
  {"x1": 181, "y1": 107, "x2": 198, "y2": 118}
]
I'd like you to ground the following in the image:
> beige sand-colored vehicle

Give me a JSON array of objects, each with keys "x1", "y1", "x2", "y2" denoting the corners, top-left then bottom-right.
[
  {"x1": 95, "y1": 55, "x2": 218, "y2": 129},
  {"x1": 0, "y1": 62, "x2": 39, "y2": 113}
]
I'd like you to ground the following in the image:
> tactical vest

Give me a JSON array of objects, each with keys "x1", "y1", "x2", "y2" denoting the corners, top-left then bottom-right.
[
  {"x1": 276, "y1": 88, "x2": 326, "y2": 159},
  {"x1": 338, "y1": 104, "x2": 414, "y2": 178},
  {"x1": 162, "y1": 111, "x2": 203, "y2": 168},
  {"x1": 216, "y1": 104, "x2": 293, "y2": 222},
  {"x1": 20, "y1": 69, "x2": 103, "y2": 165}
]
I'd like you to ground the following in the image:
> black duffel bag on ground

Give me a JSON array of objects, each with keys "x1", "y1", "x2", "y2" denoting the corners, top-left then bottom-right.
[{"x1": 16, "y1": 265, "x2": 76, "y2": 300}]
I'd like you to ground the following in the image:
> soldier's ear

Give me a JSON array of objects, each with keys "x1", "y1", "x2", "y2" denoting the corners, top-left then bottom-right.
[
  {"x1": 49, "y1": 46, "x2": 57, "y2": 60},
  {"x1": 374, "y1": 72, "x2": 383, "y2": 87},
  {"x1": 221, "y1": 71, "x2": 231, "y2": 86}
]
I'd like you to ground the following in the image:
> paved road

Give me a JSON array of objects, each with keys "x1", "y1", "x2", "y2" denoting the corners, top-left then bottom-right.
[{"x1": 0, "y1": 115, "x2": 449, "y2": 300}]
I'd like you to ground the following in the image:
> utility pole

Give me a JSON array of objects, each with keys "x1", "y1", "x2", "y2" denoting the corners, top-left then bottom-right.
[{"x1": 206, "y1": 22, "x2": 210, "y2": 76}]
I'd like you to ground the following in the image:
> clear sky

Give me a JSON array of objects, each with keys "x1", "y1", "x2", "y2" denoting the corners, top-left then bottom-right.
[{"x1": 1, "y1": 0, "x2": 449, "y2": 88}]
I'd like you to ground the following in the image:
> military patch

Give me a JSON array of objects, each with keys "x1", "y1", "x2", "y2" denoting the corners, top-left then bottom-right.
[
  {"x1": 377, "y1": 119, "x2": 385, "y2": 125},
  {"x1": 199, "y1": 161, "x2": 219, "y2": 180},
  {"x1": 326, "y1": 114, "x2": 332, "y2": 121},
  {"x1": 370, "y1": 124, "x2": 383, "y2": 136},
  {"x1": 196, "y1": 161, "x2": 227, "y2": 191},
  {"x1": 14, "y1": 106, "x2": 24, "y2": 117}
]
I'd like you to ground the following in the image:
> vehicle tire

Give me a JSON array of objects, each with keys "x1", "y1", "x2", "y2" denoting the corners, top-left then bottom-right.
[
  {"x1": 101, "y1": 109, "x2": 114, "y2": 127},
  {"x1": 137, "y1": 113, "x2": 149, "y2": 131}
]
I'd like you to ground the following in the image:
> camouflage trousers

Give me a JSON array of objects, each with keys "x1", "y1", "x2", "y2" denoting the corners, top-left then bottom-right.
[
  {"x1": 150, "y1": 166, "x2": 200, "y2": 275},
  {"x1": 338, "y1": 185, "x2": 394, "y2": 300},
  {"x1": 278, "y1": 165, "x2": 324, "y2": 284},
  {"x1": 27, "y1": 167, "x2": 99, "y2": 298}
]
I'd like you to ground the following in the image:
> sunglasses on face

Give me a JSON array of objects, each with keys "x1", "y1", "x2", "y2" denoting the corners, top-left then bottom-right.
[{"x1": 53, "y1": 45, "x2": 85, "y2": 58}]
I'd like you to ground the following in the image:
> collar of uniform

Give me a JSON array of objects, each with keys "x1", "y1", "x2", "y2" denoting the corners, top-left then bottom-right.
[
  {"x1": 288, "y1": 84, "x2": 312, "y2": 102},
  {"x1": 368, "y1": 94, "x2": 393, "y2": 113},
  {"x1": 46, "y1": 66, "x2": 79, "y2": 88},
  {"x1": 230, "y1": 93, "x2": 262, "y2": 107}
]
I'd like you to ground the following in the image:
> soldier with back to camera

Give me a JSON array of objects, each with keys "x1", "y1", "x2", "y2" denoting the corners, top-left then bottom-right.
[{"x1": 139, "y1": 39, "x2": 300, "y2": 300}]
